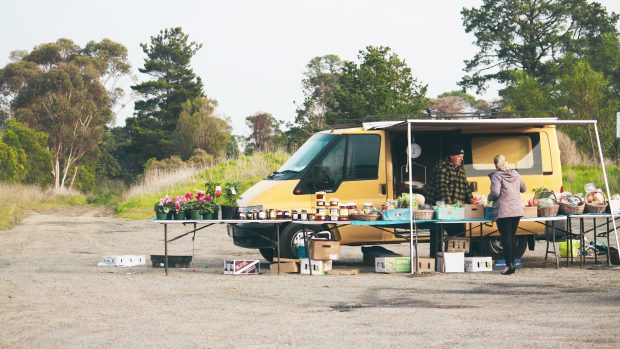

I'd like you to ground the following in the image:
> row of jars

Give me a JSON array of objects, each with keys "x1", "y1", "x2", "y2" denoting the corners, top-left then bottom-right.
[{"x1": 237, "y1": 203, "x2": 377, "y2": 221}]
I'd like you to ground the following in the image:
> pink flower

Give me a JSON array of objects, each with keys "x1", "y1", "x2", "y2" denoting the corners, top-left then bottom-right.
[
  {"x1": 185, "y1": 192, "x2": 194, "y2": 200},
  {"x1": 205, "y1": 195, "x2": 213, "y2": 202}
]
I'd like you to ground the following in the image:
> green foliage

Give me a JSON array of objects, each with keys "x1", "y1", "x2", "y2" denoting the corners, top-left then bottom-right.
[
  {"x1": 245, "y1": 112, "x2": 283, "y2": 154},
  {"x1": 0, "y1": 139, "x2": 27, "y2": 182},
  {"x1": 1, "y1": 119, "x2": 51, "y2": 184},
  {"x1": 562, "y1": 164, "x2": 620, "y2": 195},
  {"x1": 172, "y1": 97, "x2": 231, "y2": 159},
  {"x1": 328, "y1": 46, "x2": 428, "y2": 124},
  {"x1": 124, "y1": 27, "x2": 205, "y2": 172},
  {"x1": 500, "y1": 71, "x2": 553, "y2": 115},
  {"x1": 0, "y1": 38, "x2": 129, "y2": 189},
  {"x1": 460, "y1": 0, "x2": 619, "y2": 92}
]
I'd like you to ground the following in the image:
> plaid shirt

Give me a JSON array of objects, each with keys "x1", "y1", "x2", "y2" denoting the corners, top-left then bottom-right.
[{"x1": 426, "y1": 158, "x2": 472, "y2": 206}]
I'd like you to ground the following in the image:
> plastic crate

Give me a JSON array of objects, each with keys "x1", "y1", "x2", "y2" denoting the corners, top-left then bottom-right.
[{"x1": 150, "y1": 255, "x2": 192, "y2": 268}]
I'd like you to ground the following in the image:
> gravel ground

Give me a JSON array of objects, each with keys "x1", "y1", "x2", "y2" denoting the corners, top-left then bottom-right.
[{"x1": 1, "y1": 206, "x2": 619, "y2": 349}]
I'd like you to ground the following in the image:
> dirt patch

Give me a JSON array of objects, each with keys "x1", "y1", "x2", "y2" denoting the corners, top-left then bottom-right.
[{"x1": 1, "y1": 206, "x2": 619, "y2": 348}]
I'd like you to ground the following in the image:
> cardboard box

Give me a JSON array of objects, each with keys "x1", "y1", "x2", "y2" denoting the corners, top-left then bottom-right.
[
  {"x1": 445, "y1": 237, "x2": 470, "y2": 252},
  {"x1": 300, "y1": 259, "x2": 332, "y2": 275},
  {"x1": 270, "y1": 261, "x2": 299, "y2": 273},
  {"x1": 224, "y1": 259, "x2": 260, "y2": 275},
  {"x1": 463, "y1": 204, "x2": 485, "y2": 219},
  {"x1": 310, "y1": 240, "x2": 340, "y2": 260},
  {"x1": 523, "y1": 206, "x2": 538, "y2": 218},
  {"x1": 464, "y1": 257, "x2": 492, "y2": 272},
  {"x1": 361, "y1": 246, "x2": 402, "y2": 266},
  {"x1": 492, "y1": 259, "x2": 522, "y2": 270},
  {"x1": 609, "y1": 199, "x2": 620, "y2": 214},
  {"x1": 415, "y1": 257, "x2": 436, "y2": 272},
  {"x1": 375, "y1": 257, "x2": 411, "y2": 273},
  {"x1": 99, "y1": 255, "x2": 146, "y2": 267},
  {"x1": 436, "y1": 252, "x2": 465, "y2": 273},
  {"x1": 435, "y1": 207, "x2": 465, "y2": 220}
]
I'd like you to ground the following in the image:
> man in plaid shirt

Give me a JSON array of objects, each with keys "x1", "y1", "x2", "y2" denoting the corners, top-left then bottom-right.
[{"x1": 427, "y1": 144, "x2": 473, "y2": 257}]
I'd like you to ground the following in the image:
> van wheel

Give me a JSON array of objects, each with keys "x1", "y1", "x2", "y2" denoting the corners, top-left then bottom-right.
[
  {"x1": 474, "y1": 236, "x2": 528, "y2": 260},
  {"x1": 259, "y1": 248, "x2": 275, "y2": 262},
  {"x1": 279, "y1": 224, "x2": 322, "y2": 259}
]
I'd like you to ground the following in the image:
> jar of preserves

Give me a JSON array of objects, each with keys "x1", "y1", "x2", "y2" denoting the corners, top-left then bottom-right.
[
  {"x1": 314, "y1": 214, "x2": 325, "y2": 221},
  {"x1": 300, "y1": 210, "x2": 308, "y2": 221},
  {"x1": 283, "y1": 210, "x2": 290, "y2": 219},
  {"x1": 307, "y1": 213, "x2": 316, "y2": 221},
  {"x1": 252, "y1": 209, "x2": 259, "y2": 220},
  {"x1": 316, "y1": 207, "x2": 327, "y2": 215},
  {"x1": 258, "y1": 210, "x2": 266, "y2": 220},
  {"x1": 339, "y1": 204, "x2": 349, "y2": 220},
  {"x1": 276, "y1": 209, "x2": 283, "y2": 219},
  {"x1": 329, "y1": 214, "x2": 339, "y2": 221},
  {"x1": 268, "y1": 209, "x2": 277, "y2": 220},
  {"x1": 316, "y1": 191, "x2": 326, "y2": 200},
  {"x1": 329, "y1": 198, "x2": 339, "y2": 207},
  {"x1": 238, "y1": 211, "x2": 247, "y2": 220},
  {"x1": 363, "y1": 203, "x2": 373, "y2": 214},
  {"x1": 291, "y1": 209, "x2": 299, "y2": 220},
  {"x1": 329, "y1": 207, "x2": 339, "y2": 216},
  {"x1": 316, "y1": 199, "x2": 326, "y2": 207}
]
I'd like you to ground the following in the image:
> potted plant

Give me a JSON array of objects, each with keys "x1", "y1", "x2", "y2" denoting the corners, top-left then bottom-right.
[
  {"x1": 184, "y1": 192, "x2": 203, "y2": 220},
  {"x1": 196, "y1": 191, "x2": 217, "y2": 220},
  {"x1": 172, "y1": 195, "x2": 189, "y2": 220},
  {"x1": 220, "y1": 181, "x2": 241, "y2": 219},
  {"x1": 154, "y1": 195, "x2": 174, "y2": 220}
]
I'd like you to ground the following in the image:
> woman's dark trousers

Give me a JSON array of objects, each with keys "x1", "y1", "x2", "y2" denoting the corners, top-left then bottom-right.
[{"x1": 496, "y1": 217, "x2": 521, "y2": 264}]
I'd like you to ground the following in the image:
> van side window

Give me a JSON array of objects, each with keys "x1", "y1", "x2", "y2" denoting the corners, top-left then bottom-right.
[
  {"x1": 464, "y1": 133, "x2": 542, "y2": 175},
  {"x1": 346, "y1": 135, "x2": 380, "y2": 179},
  {"x1": 302, "y1": 137, "x2": 346, "y2": 192}
]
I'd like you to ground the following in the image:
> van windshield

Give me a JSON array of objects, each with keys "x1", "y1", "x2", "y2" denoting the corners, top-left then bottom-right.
[{"x1": 276, "y1": 134, "x2": 335, "y2": 174}]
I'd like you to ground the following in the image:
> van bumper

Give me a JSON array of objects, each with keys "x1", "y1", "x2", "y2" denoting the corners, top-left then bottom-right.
[{"x1": 228, "y1": 223, "x2": 277, "y2": 249}]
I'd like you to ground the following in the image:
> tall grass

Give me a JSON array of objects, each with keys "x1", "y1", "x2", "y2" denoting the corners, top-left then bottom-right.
[
  {"x1": 562, "y1": 164, "x2": 620, "y2": 195},
  {"x1": 0, "y1": 184, "x2": 87, "y2": 230},
  {"x1": 115, "y1": 151, "x2": 290, "y2": 219}
]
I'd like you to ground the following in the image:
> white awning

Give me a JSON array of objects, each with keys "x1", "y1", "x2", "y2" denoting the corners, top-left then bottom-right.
[{"x1": 363, "y1": 118, "x2": 597, "y2": 131}]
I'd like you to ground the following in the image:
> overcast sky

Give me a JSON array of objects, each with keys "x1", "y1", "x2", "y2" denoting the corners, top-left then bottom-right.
[{"x1": 2, "y1": 0, "x2": 619, "y2": 135}]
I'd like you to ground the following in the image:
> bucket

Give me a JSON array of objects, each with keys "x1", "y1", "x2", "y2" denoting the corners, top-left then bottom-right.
[
  {"x1": 296, "y1": 241, "x2": 307, "y2": 259},
  {"x1": 559, "y1": 240, "x2": 581, "y2": 258}
]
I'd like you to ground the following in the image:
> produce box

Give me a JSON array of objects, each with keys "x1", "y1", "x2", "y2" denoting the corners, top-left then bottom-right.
[
  {"x1": 436, "y1": 252, "x2": 464, "y2": 273},
  {"x1": 270, "y1": 261, "x2": 299, "y2": 273},
  {"x1": 523, "y1": 206, "x2": 538, "y2": 218},
  {"x1": 382, "y1": 208, "x2": 411, "y2": 220},
  {"x1": 310, "y1": 240, "x2": 340, "y2": 260},
  {"x1": 609, "y1": 199, "x2": 620, "y2": 214},
  {"x1": 300, "y1": 259, "x2": 332, "y2": 275},
  {"x1": 151, "y1": 255, "x2": 191, "y2": 268},
  {"x1": 224, "y1": 259, "x2": 260, "y2": 275},
  {"x1": 99, "y1": 255, "x2": 146, "y2": 267},
  {"x1": 463, "y1": 204, "x2": 485, "y2": 219},
  {"x1": 375, "y1": 257, "x2": 411, "y2": 273},
  {"x1": 435, "y1": 207, "x2": 465, "y2": 220},
  {"x1": 484, "y1": 207, "x2": 494, "y2": 220},
  {"x1": 445, "y1": 237, "x2": 469, "y2": 252},
  {"x1": 464, "y1": 257, "x2": 492, "y2": 272},
  {"x1": 415, "y1": 257, "x2": 436, "y2": 272}
]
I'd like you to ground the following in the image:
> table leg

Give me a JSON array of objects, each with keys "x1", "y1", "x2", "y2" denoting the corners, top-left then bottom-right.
[
  {"x1": 276, "y1": 223, "x2": 281, "y2": 275},
  {"x1": 580, "y1": 218, "x2": 585, "y2": 268},
  {"x1": 567, "y1": 218, "x2": 572, "y2": 266},
  {"x1": 164, "y1": 223, "x2": 169, "y2": 276},
  {"x1": 303, "y1": 225, "x2": 312, "y2": 276},
  {"x1": 440, "y1": 224, "x2": 445, "y2": 273},
  {"x1": 479, "y1": 223, "x2": 483, "y2": 256},
  {"x1": 593, "y1": 218, "x2": 598, "y2": 265},
  {"x1": 607, "y1": 218, "x2": 612, "y2": 267},
  {"x1": 553, "y1": 221, "x2": 559, "y2": 269}
]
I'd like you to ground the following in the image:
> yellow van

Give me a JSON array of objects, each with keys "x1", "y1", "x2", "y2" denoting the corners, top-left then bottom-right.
[{"x1": 230, "y1": 118, "x2": 565, "y2": 261}]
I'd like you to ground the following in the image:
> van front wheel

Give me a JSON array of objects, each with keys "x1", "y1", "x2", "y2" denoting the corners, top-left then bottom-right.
[
  {"x1": 279, "y1": 224, "x2": 322, "y2": 259},
  {"x1": 474, "y1": 236, "x2": 528, "y2": 260}
]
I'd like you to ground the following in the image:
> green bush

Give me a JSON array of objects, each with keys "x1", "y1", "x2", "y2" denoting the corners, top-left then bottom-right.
[{"x1": 562, "y1": 165, "x2": 620, "y2": 194}]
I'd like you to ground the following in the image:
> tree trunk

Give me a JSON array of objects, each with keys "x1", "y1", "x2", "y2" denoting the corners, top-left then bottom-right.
[{"x1": 68, "y1": 165, "x2": 79, "y2": 190}]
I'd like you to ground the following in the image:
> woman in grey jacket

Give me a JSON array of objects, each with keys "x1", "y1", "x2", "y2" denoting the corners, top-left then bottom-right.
[{"x1": 487, "y1": 155, "x2": 527, "y2": 275}]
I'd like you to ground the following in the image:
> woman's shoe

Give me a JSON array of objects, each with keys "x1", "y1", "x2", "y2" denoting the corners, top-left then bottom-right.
[{"x1": 501, "y1": 263, "x2": 515, "y2": 275}]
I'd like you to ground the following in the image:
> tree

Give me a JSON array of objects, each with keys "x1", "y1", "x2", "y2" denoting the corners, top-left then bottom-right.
[
  {"x1": 295, "y1": 55, "x2": 343, "y2": 132},
  {"x1": 0, "y1": 139, "x2": 26, "y2": 183},
  {"x1": 125, "y1": 27, "x2": 204, "y2": 171},
  {"x1": 430, "y1": 90, "x2": 491, "y2": 114},
  {"x1": 500, "y1": 71, "x2": 553, "y2": 115},
  {"x1": 327, "y1": 46, "x2": 428, "y2": 124},
  {"x1": 0, "y1": 38, "x2": 130, "y2": 189},
  {"x1": 172, "y1": 97, "x2": 231, "y2": 159},
  {"x1": 1, "y1": 119, "x2": 52, "y2": 185},
  {"x1": 460, "y1": 0, "x2": 619, "y2": 93},
  {"x1": 245, "y1": 112, "x2": 282, "y2": 154}
]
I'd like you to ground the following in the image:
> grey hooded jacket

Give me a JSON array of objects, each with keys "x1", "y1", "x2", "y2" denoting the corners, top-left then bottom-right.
[{"x1": 487, "y1": 169, "x2": 527, "y2": 219}]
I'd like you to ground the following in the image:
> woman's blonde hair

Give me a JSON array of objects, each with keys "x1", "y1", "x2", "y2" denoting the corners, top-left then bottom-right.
[{"x1": 494, "y1": 154, "x2": 510, "y2": 172}]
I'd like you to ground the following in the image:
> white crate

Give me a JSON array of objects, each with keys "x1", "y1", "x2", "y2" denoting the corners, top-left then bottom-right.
[
  {"x1": 464, "y1": 257, "x2": 492, "y2": 272},
  {"x1": 610, "y1": 199, "x2": 620, "y2": 214},
  {"x1": 300, "y1": 259, "x2": 332, "y2": 275},
  {"x1": 436, "y1": 252, "x2": 464, "y2": 273},
  {"x1": 98, "y1": 255, "x2": 145, "y2": 267}
]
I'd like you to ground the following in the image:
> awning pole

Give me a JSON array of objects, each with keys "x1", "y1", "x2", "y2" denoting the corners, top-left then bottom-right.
[
  {"x1": 407, "y1": 122, "x2": 418, "y2": 274},
  {"x1": 593, "y1": 123, "x2": 619, "y2": 250}
]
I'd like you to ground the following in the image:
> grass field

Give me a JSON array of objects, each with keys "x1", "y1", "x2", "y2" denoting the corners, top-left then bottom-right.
[{"x1": 562, "y1": 164, "x2": 619, "y2": 195}]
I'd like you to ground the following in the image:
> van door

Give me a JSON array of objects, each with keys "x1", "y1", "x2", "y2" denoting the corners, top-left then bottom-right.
[{"x1": 295, "y1": 133, "x2": 387, "y2": 241}]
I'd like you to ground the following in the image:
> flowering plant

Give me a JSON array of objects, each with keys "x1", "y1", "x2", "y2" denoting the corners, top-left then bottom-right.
[
  {"x1": 194, "y1": 190, "x2": 215, "y2": 214},
  {"x1": 204, "y1": 181, "x2": 241, "y2": 206},
  {"x1": 155, "y1": 195, "x2": 174, "y2": 213},
  {"x1": 172, "y1": 195, "x2": 189, "y2": 213}
]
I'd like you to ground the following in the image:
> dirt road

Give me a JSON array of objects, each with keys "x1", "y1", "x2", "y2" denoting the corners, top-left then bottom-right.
[{"x1": 1, "y1": 206, "x2": 619, "y2": 348}]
